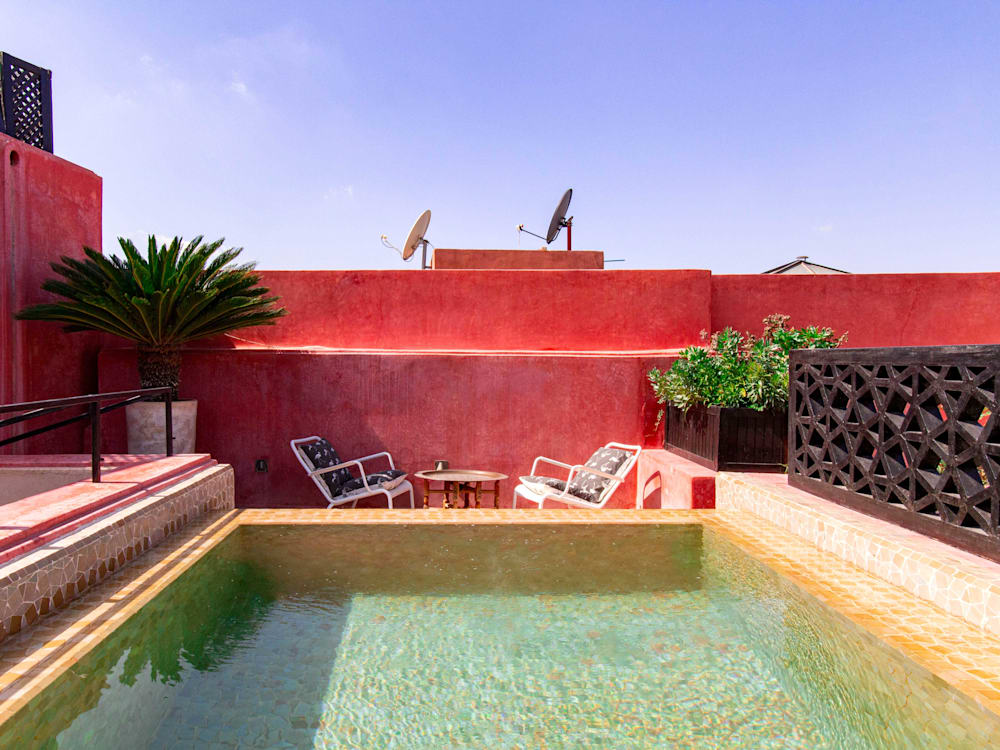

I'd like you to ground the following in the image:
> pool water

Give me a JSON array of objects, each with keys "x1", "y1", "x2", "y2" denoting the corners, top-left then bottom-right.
[{"x1": 3, "y1": 524, "x2": 999, "y2": 748}]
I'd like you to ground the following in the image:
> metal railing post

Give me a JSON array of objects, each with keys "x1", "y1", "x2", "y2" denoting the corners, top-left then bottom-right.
[
  {"x1": 1, "y1": 387, "x2": 175, "y2": 461},
  {"x1": 89, "y1": 402, "x2": 101, "y2": 482},
  {"x1": 165, "y1": 391, "x2": 174, "y2": 456}
]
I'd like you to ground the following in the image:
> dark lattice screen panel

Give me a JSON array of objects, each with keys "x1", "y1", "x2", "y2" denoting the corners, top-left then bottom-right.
[
  {"x1": 788, "y1": 346, "x2": 1000, "y2": 562},
  {"x1": 0, "y1": 52, "x2": 53, "y2": 153}
]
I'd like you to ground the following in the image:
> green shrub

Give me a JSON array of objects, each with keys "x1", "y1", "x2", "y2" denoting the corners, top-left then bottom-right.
[{"x1": 648, "y1": 314, "x2": 845, "y2": 414}]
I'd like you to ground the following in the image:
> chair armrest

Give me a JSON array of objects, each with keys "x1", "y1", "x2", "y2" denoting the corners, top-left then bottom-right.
[
  {"x1": 354, "y1": 451, "x2": 395, "y2": 470},
  {"x1": 566, "y1": 465, "x2": 620, "y2": 483},
  {"x1": 310, "y1": 459, "x2": 364, "y2": 477},
  {"x1": 606, "y1": 442, "x2": 641, "y2": 454},
  {"x1": 311, "y1": 460, "x2": 376, "y2": 492},
  {"x1": 531, "y1": 456, "x2": 573, "y2": 475}
]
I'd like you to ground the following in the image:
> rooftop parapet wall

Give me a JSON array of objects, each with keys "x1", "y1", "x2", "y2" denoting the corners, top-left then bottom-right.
[
  {"x1": 0, "y1": 134, "x2": 102, "y2": 454},
  {"x1": 224, "y1": 269, "x2": 1000, "y2": 354},
  {"x1": 713, "y1": 273, "x2": 1000, "y2": 347},
  {"x1": 244, "y1": 269, "x2": 710, "y2": 352}
]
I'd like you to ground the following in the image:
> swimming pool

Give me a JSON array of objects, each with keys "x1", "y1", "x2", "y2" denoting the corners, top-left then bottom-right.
[{"x1": 3, "y1": 523, "x2": 999, "y2": 748}]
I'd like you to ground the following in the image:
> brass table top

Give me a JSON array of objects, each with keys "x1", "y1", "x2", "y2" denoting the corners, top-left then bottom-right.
[{"x1": 414, "y1": 469, "x2": 508, "y2": 483}]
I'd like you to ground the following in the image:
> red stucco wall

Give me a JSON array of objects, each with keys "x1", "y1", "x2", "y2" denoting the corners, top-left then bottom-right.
[
  {"x1": 432, "y1": 249, "x2": 604, "y2": 270},
  {"x1": 95, "y1": 267, "x2": 1000, "y2": 508},
  {"x1": 98, "y1": 348, "x2": 673, "y2": 508},
  {"x1": 246, "y1": 269, "x2": 710, "y2": 351},
  {"x1": 711, "y1": 273, "x2": 1000, "y2": 347},
  {"x1": 0, "y1": 135, "x2": 102, "y2": 453}
]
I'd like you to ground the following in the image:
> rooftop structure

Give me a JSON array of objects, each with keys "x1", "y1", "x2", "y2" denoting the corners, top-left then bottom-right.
[
  {"x1": 431, "y1": 247, "x2": 604, "y2": 269},
  {"x1": 763, "y1": 255, "x2": 850, "y2": 275}
]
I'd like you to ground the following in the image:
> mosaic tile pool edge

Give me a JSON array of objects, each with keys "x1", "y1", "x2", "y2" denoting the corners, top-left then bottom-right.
[
  {"x1": 715, "y1": 473, "x2": 1000, "y2": 637},
  {"x1": 0, "y1": 465, "x2": 235, "y2": 644}
]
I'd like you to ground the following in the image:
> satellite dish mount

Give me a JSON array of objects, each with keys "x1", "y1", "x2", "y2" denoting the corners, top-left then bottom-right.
[
  {"x1": 518, "y1": 188, "x2": 574, "y2": 250},
  {"x1": 381, "y1": 209, "x2": 433, "y2": 269}
]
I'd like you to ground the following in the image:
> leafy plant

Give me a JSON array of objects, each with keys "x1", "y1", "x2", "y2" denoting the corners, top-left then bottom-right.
[
  {"x1": 648, "y1": 314, "x2": 845, "y2": 414},
  {"x1": 16, "y1": 236, "x2": 286, "y2": 399}
]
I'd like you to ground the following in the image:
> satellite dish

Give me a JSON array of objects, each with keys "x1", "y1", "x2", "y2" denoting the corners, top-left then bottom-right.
[
  {"x1": 381, "y1": 209, "x2": 433, "y2": 268},
  {"x1": 402, "y1": 209, "x2": 431, "y2": 260},
  {"x1": 546, "y1": 189, "x2": 573, "y2": 244},
  {"x1": 517, "y1": 188, "x2": 574, "y2": 250}
]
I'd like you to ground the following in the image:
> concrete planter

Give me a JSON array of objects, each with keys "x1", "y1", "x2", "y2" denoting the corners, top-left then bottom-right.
[{"x1": 126, "y1": 400, "x2": 197, "y2": 454}]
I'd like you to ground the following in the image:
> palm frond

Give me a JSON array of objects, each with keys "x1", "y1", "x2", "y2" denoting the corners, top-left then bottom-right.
[{"x1": 16, "y1": 235, "x2": 287, "y2": 348}]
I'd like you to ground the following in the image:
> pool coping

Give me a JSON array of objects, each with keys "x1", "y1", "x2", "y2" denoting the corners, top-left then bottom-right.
[{"x1": 1, "y1": 508, "x2": 999, "y2": 726}]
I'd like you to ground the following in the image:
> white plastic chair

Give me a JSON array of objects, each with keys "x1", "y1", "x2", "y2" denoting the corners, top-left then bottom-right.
[
  {"x1": 513, "y1": 442, "x2": 642, "y2": 509},
  {"x1": 291, "y1": 436, "x2": 414, "y2": 509}
]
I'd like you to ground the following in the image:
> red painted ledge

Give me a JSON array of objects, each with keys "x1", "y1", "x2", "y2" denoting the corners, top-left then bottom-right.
[
  {"x1": 0, "y1": 455, "x2": 214, "y2": 564},
  {"x1": 0, "y1": 454, "x2": 156, "y2": 469}
]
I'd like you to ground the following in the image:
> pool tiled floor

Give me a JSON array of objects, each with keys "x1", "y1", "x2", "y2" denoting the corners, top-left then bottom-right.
[{"x1": 1, "y1": 507, "x2": 999, "y2": 728}]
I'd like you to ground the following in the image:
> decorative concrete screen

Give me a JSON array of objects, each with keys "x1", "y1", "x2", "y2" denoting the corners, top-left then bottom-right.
[
  {"x1": 788, "y1": 345, "x2": 1000, "y2": 561},
  {"x1": 0, "y1": 52, "x2": 53, "y2": 153}
]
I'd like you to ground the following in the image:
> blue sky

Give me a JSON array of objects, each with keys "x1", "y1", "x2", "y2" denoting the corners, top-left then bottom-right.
[{"x1": 6, "y1": 1, "x2": 999, "y2": 272}]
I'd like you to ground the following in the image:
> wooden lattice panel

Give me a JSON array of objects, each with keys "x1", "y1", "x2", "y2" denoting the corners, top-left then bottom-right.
[
  {"x1": 0, "y1": 52, "x2": 53, "y2": 153},
  {"x1": 789, "y1": 346, "x2": 1000, "y2": 560}
]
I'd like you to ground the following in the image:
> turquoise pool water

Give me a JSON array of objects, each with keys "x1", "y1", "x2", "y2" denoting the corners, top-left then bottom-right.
[{"x1": 3, "y1": 524, "x2": 999, "y2": 748}]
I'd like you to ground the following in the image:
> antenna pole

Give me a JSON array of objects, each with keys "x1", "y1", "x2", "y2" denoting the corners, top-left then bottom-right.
[
  {"x1": 566, "y1": 218, "x2": 572, "y2": 251},
  {"x1": 421, "y1": 239, "x2": 429, "y2": 270},
  {"x1": 518, "y1": 226, "x2": 547, "y2": 242}
]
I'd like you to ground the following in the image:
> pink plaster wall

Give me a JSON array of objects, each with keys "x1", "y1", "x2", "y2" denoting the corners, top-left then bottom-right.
[
  {"x1": 0, "y1": 135, "x2": 102, "y2": 453},
  {"x1": 98, "y1": 348, "x2": 674, "y2": 508}
]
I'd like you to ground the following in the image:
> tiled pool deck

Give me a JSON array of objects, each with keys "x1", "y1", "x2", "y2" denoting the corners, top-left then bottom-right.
[
  {"x1": 718, "y1": 472, "x2": 1000, "y2": 636},
  {"x1": 1, "y1": 507, "x2": 1000, "y2": 730}
]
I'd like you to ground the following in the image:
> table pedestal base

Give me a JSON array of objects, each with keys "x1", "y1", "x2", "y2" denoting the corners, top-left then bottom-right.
[{"x1": 419, "y1": 477, "x2": 503, "y2": 509}]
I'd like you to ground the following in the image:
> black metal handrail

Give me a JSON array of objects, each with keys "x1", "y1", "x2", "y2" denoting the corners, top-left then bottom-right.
[{"x1": 0, "y1": 388, "x2": 173, "y2": 482}]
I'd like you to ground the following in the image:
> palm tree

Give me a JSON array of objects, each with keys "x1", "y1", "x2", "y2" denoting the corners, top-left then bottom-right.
[{"x1": 16, "y1": 235, "x2": 286, "y2": 399}]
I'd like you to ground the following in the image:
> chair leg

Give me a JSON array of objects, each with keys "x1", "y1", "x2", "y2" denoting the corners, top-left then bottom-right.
[
  {"x1": 386, "y1": 489, "x2": 393, "y2": 509},
  {"x1": 512, "y1": 491, "x2": 517, "y2": 509},
  {"x1": 408, "y1": 486, "x2": 415, "y2": 508}
]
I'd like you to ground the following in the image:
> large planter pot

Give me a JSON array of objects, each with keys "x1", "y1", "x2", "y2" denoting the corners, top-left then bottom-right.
[
  {"x1": 664, "y1": 403, "x2": 787, "y2": 472},
  {"x1": 126, "y1": 400, "x2": 197, "y2": 454}
]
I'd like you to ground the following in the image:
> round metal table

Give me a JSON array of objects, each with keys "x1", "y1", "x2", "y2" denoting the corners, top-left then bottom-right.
[{"x1": 414, "y1": 469, "x2": 508, "y2": 509}]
